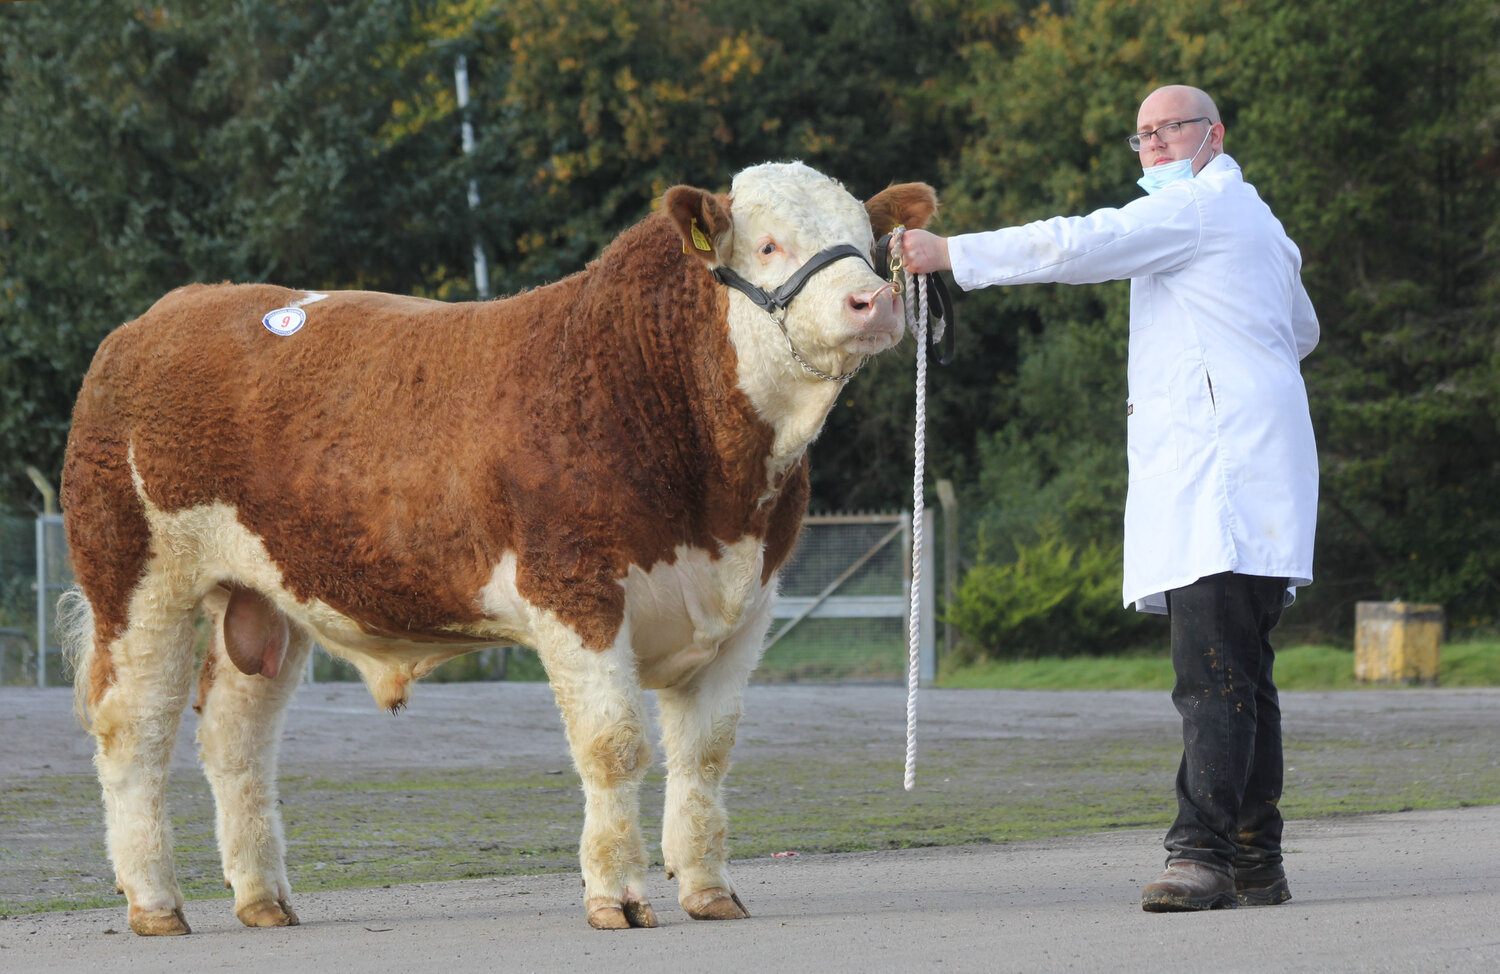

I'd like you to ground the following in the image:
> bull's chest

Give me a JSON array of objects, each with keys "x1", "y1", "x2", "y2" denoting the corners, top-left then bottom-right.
[{"x1": 621, "y1": 536, "x2": 774, "y2": 689}]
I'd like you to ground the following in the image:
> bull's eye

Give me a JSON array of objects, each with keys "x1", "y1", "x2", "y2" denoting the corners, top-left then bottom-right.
[{"x1": 760, "y1": 242, "x2": 777, "y2": 256}]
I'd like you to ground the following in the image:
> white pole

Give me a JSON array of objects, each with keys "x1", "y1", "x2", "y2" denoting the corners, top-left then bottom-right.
[
  {"x1": 27, "y1": 468, "x2": 58, "y2": 687},
  {"x1": 35, "y1": 517, "x2": 46, "y2": 687},
  {"x1": 454, "y1": 54, "x2": 491, "y2": 300}
]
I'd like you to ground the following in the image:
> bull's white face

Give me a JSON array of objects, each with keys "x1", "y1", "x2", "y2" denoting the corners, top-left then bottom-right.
[{"x1": 721, "y1": 162, "x2": 905, "y2": 392}]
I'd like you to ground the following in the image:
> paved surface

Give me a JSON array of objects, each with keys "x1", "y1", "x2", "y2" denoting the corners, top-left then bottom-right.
[
  {"x1": 2, "y1": 683, "x2": 1499, "y2": 972},
  {"x1": 3, "y1": 805, "x2": 1498, "y2": 973}
]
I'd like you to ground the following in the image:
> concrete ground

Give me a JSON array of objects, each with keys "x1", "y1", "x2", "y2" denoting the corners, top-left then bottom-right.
[
  {"x1": 2, "y1": 682, "x2": 1498, "y2": 973},
  {"x1": 4, "y1": 805, "x2": 1498, "y2": 974}
]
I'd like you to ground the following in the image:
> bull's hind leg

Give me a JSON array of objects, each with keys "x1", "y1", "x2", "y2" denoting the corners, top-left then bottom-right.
[
  {"x1": 655, "y1": 610, "x2": 766, "y2": 921},
  {"x1": 84, "y1": 578, "x2": 202, "y2": 936},
  {"x1": 537, "y1": 627, "x2": 658, "y2": 929},
  {"x1": 195, "y1": 586, "x2": 311, "y2": 929}
]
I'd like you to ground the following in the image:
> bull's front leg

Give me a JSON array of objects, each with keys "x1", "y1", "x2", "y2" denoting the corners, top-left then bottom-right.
[
  {"x1": 538, "y1": 628, "x2": 657, "y2": 929},
  {"x1": 654, "y1": 617, "x2": 764, "y2": 921}
]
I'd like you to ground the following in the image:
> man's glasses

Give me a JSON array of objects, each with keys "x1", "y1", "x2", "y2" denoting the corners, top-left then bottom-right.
[{"x1": 1128, "y1": 117, "x2": 1210, "y2": 152}]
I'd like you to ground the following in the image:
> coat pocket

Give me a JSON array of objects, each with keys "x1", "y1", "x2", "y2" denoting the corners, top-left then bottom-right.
[{"x1": 1126, "y1": 391, "x2": 1179, "y2": 483}]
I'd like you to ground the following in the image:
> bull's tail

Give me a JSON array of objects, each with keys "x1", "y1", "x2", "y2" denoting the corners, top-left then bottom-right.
[{"x1": 58, "y1": 584, "x2": 97, "y2": 729}]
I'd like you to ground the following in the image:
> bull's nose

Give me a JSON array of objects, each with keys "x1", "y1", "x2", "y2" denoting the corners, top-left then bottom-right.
[{"x1": 845, "y1": 283, "x2": 902, "y2": 334}]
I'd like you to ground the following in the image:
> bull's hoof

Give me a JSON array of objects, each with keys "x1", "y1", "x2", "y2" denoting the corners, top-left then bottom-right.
[
  {"x1": 682, "y1": 887, "x2": 750, "y2": 920},
  {"x1": 586, "y1": 895, "x2": 658, "y2": 929},
  {"x1": 128, "y1": 905, "x2": 191, "y2": 936},
  {"x1": 236, "y1": 897, "x2": 300, "y2": 928}
]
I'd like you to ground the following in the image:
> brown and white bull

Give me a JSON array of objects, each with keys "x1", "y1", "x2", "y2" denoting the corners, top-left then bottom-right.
[{"x1": 59, "y1": 161, "x2": 936, "y2": 935}]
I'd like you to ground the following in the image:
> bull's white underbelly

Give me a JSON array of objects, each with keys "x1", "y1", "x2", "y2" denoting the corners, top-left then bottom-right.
[
  {"x1": 623, "y1": 537, "x2": 774, "y2": 688},
  {"x1": 476, "y1": 537, "x2": 776, "y2": 690}
]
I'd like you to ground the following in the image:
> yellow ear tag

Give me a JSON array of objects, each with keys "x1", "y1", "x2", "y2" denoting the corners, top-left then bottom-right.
[{"x1": 690, "y1": 218, "x2": 713, "y2": 252}]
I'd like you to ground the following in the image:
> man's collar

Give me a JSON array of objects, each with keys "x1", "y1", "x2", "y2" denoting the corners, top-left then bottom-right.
[{"x1": 1200, "y1": 152, "x2": 1239, "y2": 178}]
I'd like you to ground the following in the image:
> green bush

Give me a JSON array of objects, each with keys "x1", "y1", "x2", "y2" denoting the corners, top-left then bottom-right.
[{"x1": 945, "y1": 523, "x2": 1159, "y2": 662}]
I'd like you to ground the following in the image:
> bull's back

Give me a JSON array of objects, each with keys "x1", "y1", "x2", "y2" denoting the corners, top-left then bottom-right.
[
  {"x1": 77, "y1": 283, "x2": 531, "y2": 498},
  {"x1": 88, "y1": 283, "x2": 475, "y2": 414}
]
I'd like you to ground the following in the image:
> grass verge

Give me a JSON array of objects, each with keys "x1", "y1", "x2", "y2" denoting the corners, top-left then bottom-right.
[{"x1": 939, "y1": 640, "x2": 1500, "y2": 691}]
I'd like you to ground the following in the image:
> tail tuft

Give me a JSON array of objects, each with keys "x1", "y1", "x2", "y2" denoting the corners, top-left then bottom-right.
[{"x1": 57, "y1": 586, "x2": 97, "y2": 729}]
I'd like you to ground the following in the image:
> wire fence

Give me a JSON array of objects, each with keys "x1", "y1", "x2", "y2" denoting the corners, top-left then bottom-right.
[{"x1": 0, "y1": 512, "x2": 45, "y2": 686}]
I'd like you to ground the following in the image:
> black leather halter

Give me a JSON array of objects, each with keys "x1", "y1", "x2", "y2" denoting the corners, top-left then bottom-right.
[
  {"x1": 711, "y1": 244, "x2": 873, "y2": 317},
  {"x1": 710, "y1": 236, "x2": 958, "y2": 378}
]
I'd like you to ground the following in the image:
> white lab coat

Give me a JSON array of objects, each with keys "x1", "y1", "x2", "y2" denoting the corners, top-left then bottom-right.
[{"x1": 947, "y1": 153, "x2": 1318, "y2": 612}]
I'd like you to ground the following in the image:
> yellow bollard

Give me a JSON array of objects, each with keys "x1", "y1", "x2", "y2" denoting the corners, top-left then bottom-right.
[{"x1": 1354, "y1": 601, "x2": 1443, "y2": 685}]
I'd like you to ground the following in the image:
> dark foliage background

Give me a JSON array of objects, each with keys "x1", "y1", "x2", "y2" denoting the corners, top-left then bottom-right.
[{"x1": 3, "y1": 0, "x2": 1496, "y2": 650}]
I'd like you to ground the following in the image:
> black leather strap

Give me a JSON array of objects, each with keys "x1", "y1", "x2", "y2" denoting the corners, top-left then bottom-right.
[
  {"x1": 710, "y1": 265, "x2": 775, "y2": 314},
  {"x1": 713, "y1": 238, "x2": 957, "y2": 366},
  {"x1": 768, "y1": 245, "x2": 869, "y2": 311},
  {"x1": 712, "y1": 245, "x2": 872, "y2": 316},
  {"x1": 874, "y1": 232, "x2": 894, "y2": 280},
  {"x1": 927, "y1": 272, "x2": 956, "y2": 366}
]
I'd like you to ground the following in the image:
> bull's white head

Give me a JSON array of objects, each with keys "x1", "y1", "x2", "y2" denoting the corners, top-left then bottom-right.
[{"x1": 663, "y1": 162, "x2": 938, "y2": 463}]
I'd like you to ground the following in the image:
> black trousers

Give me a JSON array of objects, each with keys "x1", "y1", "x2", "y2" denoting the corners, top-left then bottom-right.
[{"x1": 1163, "y1": 572, "x2": 1289, "y2": 876}]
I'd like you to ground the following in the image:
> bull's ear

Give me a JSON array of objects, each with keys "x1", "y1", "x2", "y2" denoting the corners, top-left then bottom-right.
[
  {"x1": 663, "y1": 186, "x2": 733, "y2": 264},
  {"x1": 866, "y1": 182, "x2": 939, "y2": 236}
]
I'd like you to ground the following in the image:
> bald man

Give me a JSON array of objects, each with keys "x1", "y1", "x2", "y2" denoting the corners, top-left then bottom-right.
[{"x1": 903, "y1": 85, "x2": 1319, "y2": 912}]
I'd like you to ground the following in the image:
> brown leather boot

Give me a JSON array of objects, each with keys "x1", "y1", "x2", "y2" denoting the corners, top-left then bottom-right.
[
  {"x1": 1235, "y1": 863, "x2": 1292, "y2": 906},
  {"x1": 1141, "y1": 860, "x2": 1237, "y2": 912}
]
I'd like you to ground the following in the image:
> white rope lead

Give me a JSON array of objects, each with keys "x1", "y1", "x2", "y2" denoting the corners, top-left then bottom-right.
[{"x1": 900, "y1": 232, "x2": 930, "y2": 792}]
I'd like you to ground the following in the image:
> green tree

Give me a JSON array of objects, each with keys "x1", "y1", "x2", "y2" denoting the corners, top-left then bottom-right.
[
  {"x1": 943, "y1": 0, "x2": 1500, "y2": 635},
  {"x1": 7, "y1": 0, "x2": 1496, "y2": 642},
  {"x1": 0, "y1": 0, "x2": 467, "y2": 508},
  {"x1": 1220, "y1": 0, "x2": 1500, "y2": 628},
  {"x1": 0, "y1": 0, "x2": 976, "y2": 512}
]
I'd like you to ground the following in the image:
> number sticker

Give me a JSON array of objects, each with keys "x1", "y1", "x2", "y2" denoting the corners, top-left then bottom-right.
[{"x1": 261, "y1": 307, "x2": 306, "y2": 336}]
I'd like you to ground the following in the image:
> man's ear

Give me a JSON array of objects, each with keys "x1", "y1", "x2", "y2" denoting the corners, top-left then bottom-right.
[
  {"x1": 866, "y1": 182, "x2": 939, "y2": 236},
  {"x1": 663, "y1": 186, "x2": 733, "y2": 265}
]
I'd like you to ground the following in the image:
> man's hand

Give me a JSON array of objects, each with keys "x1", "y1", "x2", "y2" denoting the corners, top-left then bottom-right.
[{"x1": 899, "y1": 229, "x2": 951, "y2": 276}]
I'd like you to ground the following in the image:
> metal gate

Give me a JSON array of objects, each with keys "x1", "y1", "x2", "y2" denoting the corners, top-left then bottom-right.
[{"x1": 756, "y1": 512, "x2": 934, "y2": 683}]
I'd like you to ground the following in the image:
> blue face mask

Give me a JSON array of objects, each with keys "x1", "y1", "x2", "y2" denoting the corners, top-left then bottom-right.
[{"x1": 1136, "y1": 126, "x2": 1214, "y2": 195}]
